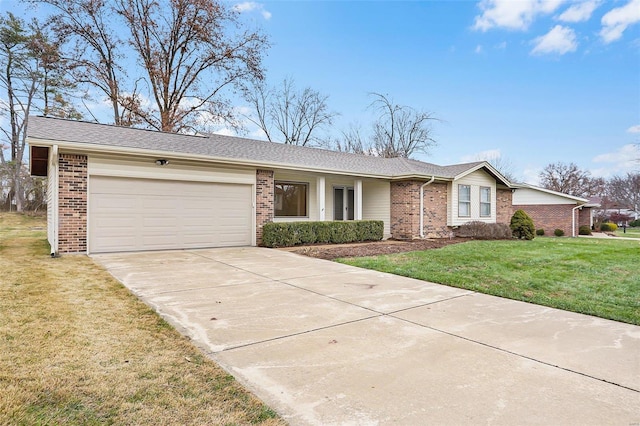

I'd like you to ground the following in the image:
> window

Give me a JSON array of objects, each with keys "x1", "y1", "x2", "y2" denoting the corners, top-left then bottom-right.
[
  {"x1": 480, "y1": 187, "x2": 491, "y2": 217},
  {"x1": 274, "y1": 182, "x2": 308, "y2": 217},
  {"x1": 458, "y1": 184, "x2": 471, "y2": 217}
]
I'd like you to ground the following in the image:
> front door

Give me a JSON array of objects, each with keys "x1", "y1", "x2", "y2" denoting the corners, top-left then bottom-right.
[{"x1": 334, "y1": 187, "x2": 354, "y2": 221}]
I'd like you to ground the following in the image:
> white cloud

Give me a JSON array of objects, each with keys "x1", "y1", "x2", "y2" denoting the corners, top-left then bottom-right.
[
  {"x1": 531, "y1": 25, "x2": 578, "y2": 55},
  {"x1": 627, "y1": 125, "x2": 640, "y2": 133},
  {"x1": 460, "y1": 149, "x2": 502, "y2": 163},
  {"x1": 234, "y1": 2, "x2": 272, "y2": 20},
  {"x1": 475, "y1": 44, "x2": 484, "y2": 54},
  {"x1": 495, "y1": 41, "x2": 508, "y2": 49},
  {"x1": 592, "y1": 144, "x2": 640, "y2": 175},
  {"x1": 557, "y1": 0, "x2": 601, "y2": 22},
  {"x1": 600, "y1": 0, "x2": 640, "y2": 43},
  {"x1": 473, "y1": 0, "x2": 566, "y2": 31}
]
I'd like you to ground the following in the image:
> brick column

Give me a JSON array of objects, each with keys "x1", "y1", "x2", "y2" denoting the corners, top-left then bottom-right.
[
  {"x1": 256, "y1": 169, "x2": 274, "y2": 245},
  {"x1": 496, "y1": 188, "x2": 514, "y2": 225},
  {"x1": 422, "y1": 182, "x2": 449, "y2": 238},
  {"x1": 390, "y1": 180, "x2": 421, "y2": 239},
  {"x1": 58, "y1": 154, "x2": 88, "y2": 253}
]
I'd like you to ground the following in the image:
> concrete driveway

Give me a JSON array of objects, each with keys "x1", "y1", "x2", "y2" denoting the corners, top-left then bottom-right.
[{"x1": 92, "y1": 247, "x2": 640, "y2": 425}]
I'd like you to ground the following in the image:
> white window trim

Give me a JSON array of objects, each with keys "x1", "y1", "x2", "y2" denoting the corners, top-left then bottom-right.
[
  {"x1": 458, "y1": 184, "x2": 471, "y2": 218},
  {"x1": 480, "y1": 186, "x2": 491, "y2": 217}
]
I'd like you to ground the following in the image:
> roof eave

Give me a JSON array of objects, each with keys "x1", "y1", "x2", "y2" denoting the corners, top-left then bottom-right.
[{"x1": 27, "y1": 137, "x2": 396, "y2": 180}]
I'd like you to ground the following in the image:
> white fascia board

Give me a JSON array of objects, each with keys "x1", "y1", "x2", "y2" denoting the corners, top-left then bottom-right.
[
  {"x1": 27, "y1": 137, "x2": 435, "y2": 181},
  {"x1": 453, "y1": 162, "x2": 512, "y2": 187}
]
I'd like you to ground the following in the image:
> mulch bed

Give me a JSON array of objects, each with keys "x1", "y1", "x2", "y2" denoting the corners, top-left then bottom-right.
[{"x1": 288, "y1": 238, "x2": 470, "y2": 260}]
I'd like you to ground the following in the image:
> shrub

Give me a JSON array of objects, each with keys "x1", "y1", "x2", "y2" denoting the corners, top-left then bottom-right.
[
  {"x1": 600, "y1": 222, "x2": 618, "y2": 232},
  {"x1": 578, "y1": 225, "x2": 591, "y2": 236},
  {"x1": 510, "y1": 209, "x2": 535, "y2": 240},
  {"x1": 630, "y1": 219, "x2": 640, "y2": 227},
  {"x1": 261, "y1": 220, "x2": 384, "y2": 248},
  {"x1": 455, "y1": 221, "x2": 512, "y2": 239},
  {"x1": 554, "y1": 229, "x2": 565, "y2": 237},
  {"x1": 536, "y1": 229, "x2": 545, "y2": 236}
]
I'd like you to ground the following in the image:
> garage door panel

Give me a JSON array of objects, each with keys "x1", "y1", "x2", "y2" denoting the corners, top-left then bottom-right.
[{"x1": 89, "y1": 176, "x2": 253, "y2": 253}]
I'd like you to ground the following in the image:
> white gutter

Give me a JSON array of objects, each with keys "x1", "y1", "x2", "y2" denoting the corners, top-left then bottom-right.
[
  {"x1": 51, "y1": 145, "x2": 59, "y2": 256},
  {"x1": 572, "y1": 205, "x2": 582, "y2": 237},
  {"x1": 419, "y1": 176, "x2": 436, "y2": 238}
]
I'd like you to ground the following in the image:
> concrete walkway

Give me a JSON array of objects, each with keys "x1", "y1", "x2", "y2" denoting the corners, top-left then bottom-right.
[{"x1": 93, "y1": 247, "x2": 640, "y2": 425}]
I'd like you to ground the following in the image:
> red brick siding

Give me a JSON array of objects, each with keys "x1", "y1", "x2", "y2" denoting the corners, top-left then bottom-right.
[
  {"x1": 496, "y1": 188, "x2": 513, "y2": 225},
  {"x1": 58, "y1": 154, "x2": 87, "y2": 253},
  {"x1": 513, "y1": 204, "x2": 577, "y2": 236},
  {"x1": 578, "y1": 207, "x2": 592, "y2": 230},
  {"x1": 422, "y1": 182, "x2": 449, "y2": 238},
  {"x1": 256, "y1": 169, "x2": 274, "y2": 245},
  {"x1": 390, "y1": 180, "x2": 421, "y2": 239}
]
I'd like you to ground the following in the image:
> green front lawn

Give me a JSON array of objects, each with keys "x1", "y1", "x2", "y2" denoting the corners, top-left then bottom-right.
[
  {"x1": 340, "y1": 237, "x2": 640, "y2": 325},
  {"x1": 614, "y1": 226, "x2": 640, "y2": 238}
]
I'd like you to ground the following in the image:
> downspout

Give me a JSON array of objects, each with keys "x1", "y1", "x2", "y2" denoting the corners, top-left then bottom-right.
[
  {"x1": 51, "y1": 145, "x2": 59, "y2": 256},
  {"x1": 572, "y1": 205, "x2": 582, "y2": 237},
  {"x1": 419, "y1": 176, "x2": 436, "y2": 238}
]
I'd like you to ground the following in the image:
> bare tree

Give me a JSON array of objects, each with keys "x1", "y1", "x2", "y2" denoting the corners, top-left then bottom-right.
[
  {"x1": 37, "y1": 0, "x2": 127, "y2": 124},
  {"x1": 539, "y1": 162, "x2": 602, "y2": 198},
  {"x1": 246, "y1": 78, "x2": 337, "y2": 146},
  {"x1": 369, "y1": 93, "x2": 437, "y2": 158},
  {"x1": 607, "y1": 172, "x2": 640, "y2": 212},
  {"x1": 471, "y1": 152, "x2": 517, "y2": 182},
  {"x1": 334, "y1": 123, "x2": 368, "y2": 154},
  {"x1": 0, "y1": 13, "x2": 69, "y2": 211},
  {"x1": 117, "y1": 0, "x2": 269, "y2": 133}
]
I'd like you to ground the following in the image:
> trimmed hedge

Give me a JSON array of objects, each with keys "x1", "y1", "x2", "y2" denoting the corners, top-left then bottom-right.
[
  {"x1": 554, "y1": 228, "x2": 565, "y2": 237},
  {"x1": 600, "y1": 222, "x2": 618, "y2": 232},
  {"x1": 536, "y1": 229, "x2": 545, "y2": 236},
  {"x1": 630, "y1": 219, "x2": 640, "y2": 227},
  {"x1": 261, "y1": 220, "x2": 384, "y2": 248}
]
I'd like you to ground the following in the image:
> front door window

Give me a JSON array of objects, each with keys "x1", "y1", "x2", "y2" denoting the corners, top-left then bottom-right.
[{"x1": 334, "y1": 187, "x2": 354, "y2": 220}]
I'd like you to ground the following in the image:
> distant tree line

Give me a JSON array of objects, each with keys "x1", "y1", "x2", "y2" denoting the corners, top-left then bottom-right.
[{"x1": 538, "y1": 162, "x2": 639, "y2": 225}]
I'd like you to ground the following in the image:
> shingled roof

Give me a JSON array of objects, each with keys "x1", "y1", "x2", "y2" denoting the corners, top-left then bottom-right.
[{"x1": 27, "y1": 116, "x2": 504, "y2": 182}]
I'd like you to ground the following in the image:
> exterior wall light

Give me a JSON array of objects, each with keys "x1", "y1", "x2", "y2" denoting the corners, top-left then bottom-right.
[{"x1": 155, "y1": 159, "x2": 169, "y2": 166}]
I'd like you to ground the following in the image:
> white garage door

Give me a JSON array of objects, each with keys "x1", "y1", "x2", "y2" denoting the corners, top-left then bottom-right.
[{"x1": 89, "y1": 176, "x2": 252, "y2": 253}]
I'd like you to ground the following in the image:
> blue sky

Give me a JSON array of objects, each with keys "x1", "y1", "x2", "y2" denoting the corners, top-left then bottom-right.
[
  {"x1": 234, "y1": 0, "x2": 640, "y2": 183},
  {"x1": 2, "y1": 0, "x2": 639, "y2": 184}
]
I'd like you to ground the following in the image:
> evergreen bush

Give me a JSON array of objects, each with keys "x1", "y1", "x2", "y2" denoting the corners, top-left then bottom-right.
[
  {"x1": 510, "y1": 209, "x2": 535, "y2": 240},
  {"x1": 554, "y1": 228, "x2": 565, "y2": 237},
  {"x1": 536, "y1": 229, "x2": 545, "y2": 236},
  {"x1": 578, "y1": 225, "x2": 591, "y2": 235}
]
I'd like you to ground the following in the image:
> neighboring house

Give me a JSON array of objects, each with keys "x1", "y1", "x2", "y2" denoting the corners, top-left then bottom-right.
[{"x1": 26, "y1": 116, "x2": 594, "y2": 255}]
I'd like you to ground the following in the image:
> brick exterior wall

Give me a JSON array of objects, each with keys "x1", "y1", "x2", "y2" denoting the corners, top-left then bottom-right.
[
  {"x1": 390, "y1": 181, "x2": 421, "y2": 239},
  {"x1": 422, "y1": 182, "x2": 449, "y2": 238},
  {"x1": 496, "y1": 188, "x2": 513, "y2": 225},
  {"x1": 256, "y1": 169, "x2": 274, "y2": 245},
  {"x1": 58, "y1": 154, "x2": 88, "y2": 253},
  {"x1": 391, "y1": 180, "x2": 450, "y2": 239},
  {"x1": 578, "y1": 207, "x2": 592, "y2": 230},
  {"x1": 513, "y1": 204, "x2": 577, "y2": 237}
]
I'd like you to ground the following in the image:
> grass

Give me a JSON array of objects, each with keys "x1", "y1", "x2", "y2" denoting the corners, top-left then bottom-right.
[
  {"x1": 339, "y1": 237, "x2": 640, "y2": 325},
  {"x1": 0, "y1": 213, "x2": 284, "y2": 426},
  {"x1": 613, "y1": 226, "x2": 640, "y2": 238}
]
